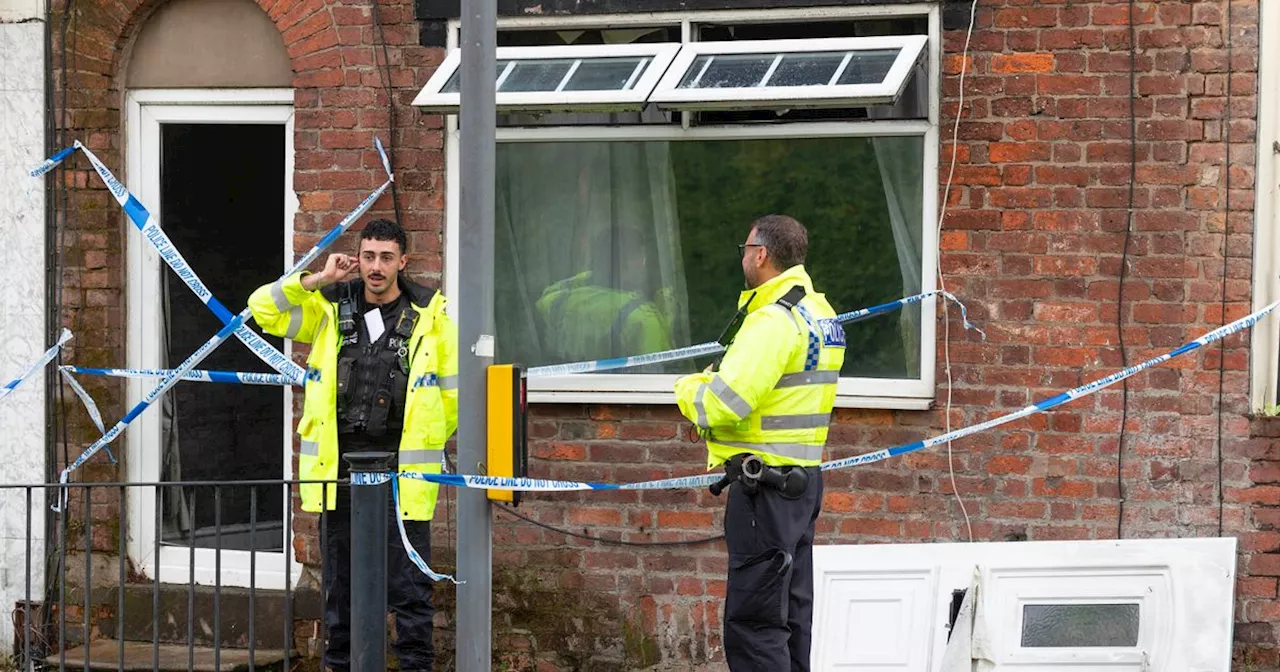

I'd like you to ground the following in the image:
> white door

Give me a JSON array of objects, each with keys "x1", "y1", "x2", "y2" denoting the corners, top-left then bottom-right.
[
  {"x1": 124, "y1": 88, "x2": 300, "y2": 589},
  {"x1": 812, "y1": 538, "x2": 1236, "y2": 671}
]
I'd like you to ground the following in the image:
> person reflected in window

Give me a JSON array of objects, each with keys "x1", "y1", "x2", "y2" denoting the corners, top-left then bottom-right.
[{"x1": 535, "y1": 228, "x2": 673, "y2": 366}]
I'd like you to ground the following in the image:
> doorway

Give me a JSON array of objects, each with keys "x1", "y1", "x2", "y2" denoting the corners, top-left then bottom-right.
[{"x1": 125, "y1": 89, "x2": 298, "y2": 588}]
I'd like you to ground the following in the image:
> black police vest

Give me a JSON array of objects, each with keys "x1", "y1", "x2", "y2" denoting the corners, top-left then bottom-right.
[{"x1": 335, "y1": 285, "x2": 418, "y2": 439}]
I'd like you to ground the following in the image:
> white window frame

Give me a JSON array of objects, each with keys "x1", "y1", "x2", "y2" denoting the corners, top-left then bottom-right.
[
  {"x1": 413, "y1": 42, "x2": 682, "y2": 112},
  {"x1": 124, "y1": 88, "x2": 301, "y2": 589},
  {"x1": 649, "y1": 34, "x2": 928, "y2": 110},
  {"x1": 443, "y1": 5, "x2": 941, "y2": 410},
  {"x1": 1252, "y1": 0, "x2": 1280, "y2": 411}
]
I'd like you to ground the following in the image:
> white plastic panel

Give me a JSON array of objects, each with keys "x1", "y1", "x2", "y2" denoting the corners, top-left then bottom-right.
[
  {"x1": 814, "y1": 569, "x2": 937, "y2": 670},
  {"x1": 812, "y1": 538, "x2": 1236, "y2": 672}
]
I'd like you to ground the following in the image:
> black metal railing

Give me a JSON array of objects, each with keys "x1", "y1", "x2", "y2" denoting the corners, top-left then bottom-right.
[{"x1": 0, "y1": 476, "x2": 347, "y2": 672}]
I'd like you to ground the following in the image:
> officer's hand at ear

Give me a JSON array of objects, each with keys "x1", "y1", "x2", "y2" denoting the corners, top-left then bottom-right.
[{"x1": 304, "y1": 253, "x2": 359, "y2": 291}]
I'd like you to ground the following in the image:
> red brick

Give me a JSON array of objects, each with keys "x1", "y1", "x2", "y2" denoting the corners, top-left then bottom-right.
[
  {"x1": 994, "y1": 8, "x2": 1060, "y2": 28},
  {"x1": 989, "y1": 142, "x2": 1052, "y2": 163},
  {"x1": 991, "y1": 53, "x2": 1055, "y2": 74},
  {"x1": 987, "y1": 455, "x2": 1033, "y2": 475},
  {"x1": 568, "y1": 507, "x2": 622, "y2": 527},
  {"x1": 656, "y1": 511, "x2": 714, "y2": 530},
  {"x1": 532, "y1": 442, "x2": 586, "y2": 461}
]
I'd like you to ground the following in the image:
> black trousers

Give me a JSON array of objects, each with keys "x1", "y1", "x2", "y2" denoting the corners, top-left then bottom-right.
[
  {"x1": 722, "y1": 467, "x2": 823, "y2": 672},
  {"x1": 322, "y1": 485, "x2": 435, "y2": 671}
]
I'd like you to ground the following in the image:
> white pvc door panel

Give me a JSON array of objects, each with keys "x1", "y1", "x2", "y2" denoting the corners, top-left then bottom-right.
[{"x1": 812, "y1": 538, "x2": 1236, "y2": 672}]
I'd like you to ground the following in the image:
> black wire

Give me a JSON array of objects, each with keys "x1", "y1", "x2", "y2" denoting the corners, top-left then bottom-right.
[
  {"x1": 42, "y1": 0, "x2": 74, "y2": 651},
  {"x1": 1217, "y1": 0, "x2": 1233, "y2": 537},
  {"x1": 1116, "y1": 0, "x2": 1137, "y2": 540},
  {"x1": 369, "y1": 0, "x2": 403, "y2": 225},
  {"x1": 443, "y1": 451, "x2": 724, "y2": 547},
  {"x1": 57, "y1": 0, "x2": 72, "y2": 476},
  {"x1": 496, "y1": 501, "x2": 725, "y2": 547}
]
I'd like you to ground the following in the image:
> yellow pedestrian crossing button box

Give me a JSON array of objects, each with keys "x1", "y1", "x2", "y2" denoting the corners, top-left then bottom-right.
[{"x1": 486, "y1": 364, "x2": 528, "y2": 505}]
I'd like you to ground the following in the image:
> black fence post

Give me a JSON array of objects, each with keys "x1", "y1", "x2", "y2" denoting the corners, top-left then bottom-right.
[{"x1": 345, "y1": 451, "x2": 394, "y2": 672}]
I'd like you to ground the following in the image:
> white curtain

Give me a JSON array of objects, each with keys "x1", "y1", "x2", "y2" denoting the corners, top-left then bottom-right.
[
  {"x1": 870, "y1": 51, "x2": 929, "y2": 378},
  {"x1": 494, "y1": 141, "x2": 690, "y2": 370}
]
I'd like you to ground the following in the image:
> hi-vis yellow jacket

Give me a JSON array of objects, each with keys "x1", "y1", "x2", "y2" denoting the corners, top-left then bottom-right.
[
  {"x1": 674, "y1": 265, "x2": 846, "y2": 469},
  {"x1": 248, "y1": 272, "x2": 458, "y2": 521}
]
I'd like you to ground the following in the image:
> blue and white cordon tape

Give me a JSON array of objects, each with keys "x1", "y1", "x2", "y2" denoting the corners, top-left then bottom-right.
[
  {"x1": 64, "y1": 366, "x2": 297, "y2": 387},
  {"x1": 526, "y1": 289, "x2": 981, "y2": 378},
  {"x1": 382, "y1": 297, "x2": 1280, "y2": 495},
  {"x1": 68, "y1": 289, "x2": 982, "y2": 385},
  {"x1": 349, "y1": 471, "x2": 460, "y2": 584},
  {"x1": 45, "y1": 139, "x2": 396, "y2": 500},
  {"x1": 33, "y1": 142, "x2": 303, "y2": 383},
  {"x1": 0, "y1": 328, "x2": 72, "y2": 404},
  {"x1": 352, "y1": 298, "x2": 1279, "y2": 582}
]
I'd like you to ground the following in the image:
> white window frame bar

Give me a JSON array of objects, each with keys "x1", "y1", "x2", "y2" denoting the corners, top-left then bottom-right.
[
  {"x1": 649, "y1": 35, "x2": 929, "y2": 110},
  {"x1": 411, "y1": 42, "x2": 682, "y2": 112},
  {"x1": 125, "y1": 88, "x2": 301, "y2": 589},
  {"x1": 443, "y1": 5, "x2": 940, "y2": 410},
  {"x1": 1251, "y1": 0, "x2": 1280, "y2": 411}
]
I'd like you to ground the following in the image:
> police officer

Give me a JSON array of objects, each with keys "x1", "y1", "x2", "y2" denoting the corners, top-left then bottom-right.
[
  {"x1": 534, "y1": 270, "x2": 672, "y2": 364},
  {"x1": 674, "y1": 215, "x2": 845, "y2": 672},
  {"x1": 248, "y1": 219, "x2": 457, "y2": 672}
]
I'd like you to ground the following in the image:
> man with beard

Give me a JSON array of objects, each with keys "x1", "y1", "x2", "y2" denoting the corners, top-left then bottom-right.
[
  {"x1": 249, "y1": 218, "x2": 456, "y2": 672},
  {"x1": 674, "y1": 215, "x2": 845, "y2": 672}
]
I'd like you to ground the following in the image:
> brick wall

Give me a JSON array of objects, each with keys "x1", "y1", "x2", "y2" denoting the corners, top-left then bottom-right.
[{"x1": 46, "y1": 0, "x2": 1280, "y2": 668}]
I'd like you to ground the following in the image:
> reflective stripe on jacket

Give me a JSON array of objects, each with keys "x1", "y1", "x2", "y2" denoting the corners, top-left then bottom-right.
[
  {"x1": 674, "y1": 265, "x2": 845, "y2": 469},
  {"x1": 248, "y1": 271, "x2": 458, "y2": 521}
]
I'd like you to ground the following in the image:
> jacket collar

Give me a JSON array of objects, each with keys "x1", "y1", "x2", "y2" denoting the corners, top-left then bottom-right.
[
  {"x1": 320, "y1": 272, "x2": 437, "y2": 310},
  {"x1": 738, "y1": 265, "x2": 814, "y2": 313}
]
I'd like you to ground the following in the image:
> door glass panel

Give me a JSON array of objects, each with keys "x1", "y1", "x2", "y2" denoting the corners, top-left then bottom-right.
[{"x1": 1021, "y1": 604, "x2": 1140, "y2": 648}]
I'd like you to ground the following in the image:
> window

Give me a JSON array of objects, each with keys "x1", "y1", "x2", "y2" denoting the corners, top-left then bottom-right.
[
  {"x1": 430, "y1": 7, "x2": 941, "y2": 409},
  {"x1": 412, "y1": 43, "x2": 681, "y2": 112},
  {"x1": 1020, "y1": 604, "x2": 1140, "y2": 648},
  {"x1": 650, "y1": 35, "x2": 928, "y2": 109}
]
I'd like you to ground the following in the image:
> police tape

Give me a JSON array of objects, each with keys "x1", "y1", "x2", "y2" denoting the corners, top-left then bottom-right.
[
  {"x1": 75, "y1": 288, "x2": 984, "y2": 386},
  {"x1": 64, "y1": 366, "x2": 298, "y2": 386},
  {"x1": 367, "y1": 297, "x2": 1280, "y2": 494},
  {"x1": 0, "y1": 328, "x2": 72, "y2": 404},
  {"x1": 32, "y1": 141, "x2": 305, "y2": 383},
  {"x1": 524, "y1": 290, "x2": 983, "y2": 378},
  {"x1": 58, "y1": 367, "x2": 115, "y2": 464},
  {"x1": 52, "y1": 140, "x2": 396, "y2": 498},
  {"x1": 346, "y1": 472, "x2": 461, "y2": 583}
]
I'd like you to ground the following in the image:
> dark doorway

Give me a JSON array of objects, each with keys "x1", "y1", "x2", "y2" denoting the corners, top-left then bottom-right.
[{"x1": 158, "y1": 123, "x2": 286, "y2": 552}]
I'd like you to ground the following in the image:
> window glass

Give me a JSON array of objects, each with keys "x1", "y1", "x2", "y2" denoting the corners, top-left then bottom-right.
[
  {"x1": 493, "y1": 136, "x2": 925, "y2": 379},
  {"x1": 1021, "y1": 604, "x2": 1141, "y2": 648}
]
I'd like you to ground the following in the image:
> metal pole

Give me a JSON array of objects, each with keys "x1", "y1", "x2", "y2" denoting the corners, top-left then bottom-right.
[
  {"x1": 346, "y1": 451, "x2": 394, "y2": 672},
  {"x1": 458, "y1": 0, "x2": 496, "y2": 669}
]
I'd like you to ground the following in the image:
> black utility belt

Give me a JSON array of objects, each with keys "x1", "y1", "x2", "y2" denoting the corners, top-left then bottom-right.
[{"x1": 709, "y1": 453, "x2": 811, "y2": 499}]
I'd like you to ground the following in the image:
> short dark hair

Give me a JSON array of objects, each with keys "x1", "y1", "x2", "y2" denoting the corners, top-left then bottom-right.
[
  {"x1": 751, "y1": 214, "x2": 807, "y2": 271},
  {"x1": 360, "y1": 218, "x2": 407, "y2": 254}
]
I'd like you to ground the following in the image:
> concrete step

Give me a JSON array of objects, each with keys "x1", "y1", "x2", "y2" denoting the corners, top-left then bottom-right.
[
  {"x1": 58, "y1": 583, "x2": 321, "y2": 650},
  {"x1": 46, "y1": 639, "x2": 287, "y2": 672}
]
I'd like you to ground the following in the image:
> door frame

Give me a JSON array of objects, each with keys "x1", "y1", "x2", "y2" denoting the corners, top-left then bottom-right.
[{"x1": 124, "y1": 88, "x2": 300, "y2": 588}]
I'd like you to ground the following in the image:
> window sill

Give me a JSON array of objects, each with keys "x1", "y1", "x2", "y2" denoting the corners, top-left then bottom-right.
[{"x1": 528, "y1": 389, "x2": 934, "y2": 410}]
